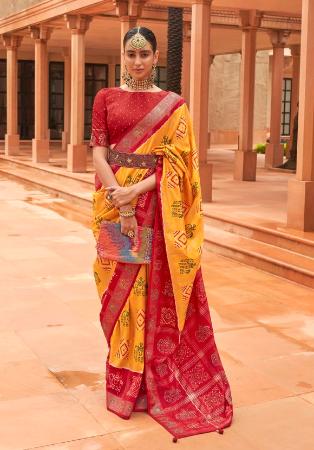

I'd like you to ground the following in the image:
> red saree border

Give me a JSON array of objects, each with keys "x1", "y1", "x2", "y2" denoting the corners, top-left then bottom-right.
[
  {"x1": 100, "y1": 263, "x2": 140, "y2": 341},
  {"x1": 144, "y1": 161, "x2": 233, "y2": 439},
  {"x1": 114, "y1": 91, "x2": 184, "y2": 154}
]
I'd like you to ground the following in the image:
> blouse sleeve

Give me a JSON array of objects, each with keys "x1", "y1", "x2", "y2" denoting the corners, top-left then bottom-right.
[{"x1": 89, "y1": 89, "x2": 110, "y2": 147}]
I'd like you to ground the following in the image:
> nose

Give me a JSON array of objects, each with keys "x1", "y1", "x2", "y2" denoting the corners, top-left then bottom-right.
[{"x1": 134, "y1": 54, "x2": 142, "y2": 66}]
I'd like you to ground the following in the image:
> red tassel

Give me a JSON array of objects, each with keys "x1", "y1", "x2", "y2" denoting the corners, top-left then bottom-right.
[{"x1": 172, "y1": 437, "x2": 178, "y2": 443}]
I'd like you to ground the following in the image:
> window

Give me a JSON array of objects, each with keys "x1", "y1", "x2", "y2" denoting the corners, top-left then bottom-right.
[
  {"x1": 18, "y1": 60, "x2": 35, "y2": 140},
  {"x1": 49, "y1": 62, "x2": 64, "y2": 140},
  {"x1": 85, "y1": 63, "x2": 108, "y2": 139},
  {"x1": 0, "y1": 60, "x2": 6, "y2": 139},
  {"x1": 155, "y1": 67, "x2": 167, "y2": 90},
  {"x1": 281, "y1": 78, "x2": 292, "y2": 136},
  {"x1": 115, "y1": 65, "x2": 168, "y2": 90}
]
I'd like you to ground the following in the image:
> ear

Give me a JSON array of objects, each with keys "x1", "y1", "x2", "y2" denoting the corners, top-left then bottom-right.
[{"x1": 153, "y1": 49, "x2": 159, "y2": 65}]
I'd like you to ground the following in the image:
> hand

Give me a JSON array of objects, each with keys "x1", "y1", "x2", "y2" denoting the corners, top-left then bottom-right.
[
  {"x1": 120, "y1": 215, "x2": 138, "y2": 239},
  {"x1": 105, "y1": 185, "x2": 138, "y2": 208}
]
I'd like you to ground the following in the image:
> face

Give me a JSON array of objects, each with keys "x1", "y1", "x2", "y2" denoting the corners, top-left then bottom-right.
[{"x1": 123, "y1": 37, "x2": 159, "y2": 81}]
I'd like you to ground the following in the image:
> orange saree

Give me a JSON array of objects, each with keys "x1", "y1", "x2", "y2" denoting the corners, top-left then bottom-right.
[{"x1": 91, "y1": 87, "x2": 233, "y2": 439}]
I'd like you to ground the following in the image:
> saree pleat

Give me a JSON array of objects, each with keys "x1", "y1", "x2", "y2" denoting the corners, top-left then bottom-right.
[{"x1": 92, "y1": 91, "x2": 233, "y2": 438}]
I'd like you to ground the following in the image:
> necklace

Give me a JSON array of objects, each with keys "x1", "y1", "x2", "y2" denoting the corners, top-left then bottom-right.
[{"x1": 122, "y1": 65, "x2": 156, "y2": 91}]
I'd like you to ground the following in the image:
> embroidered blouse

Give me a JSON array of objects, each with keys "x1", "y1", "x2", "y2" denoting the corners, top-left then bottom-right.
[{"x1": 90, "y1": 87, "x2": 169, "y2": 148}]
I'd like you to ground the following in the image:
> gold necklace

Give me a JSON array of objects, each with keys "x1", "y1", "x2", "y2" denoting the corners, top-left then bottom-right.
[{"x1": 122, "y1": 65, "x2": 156, "y2": 91}]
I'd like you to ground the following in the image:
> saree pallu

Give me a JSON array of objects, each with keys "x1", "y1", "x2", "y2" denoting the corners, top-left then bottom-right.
[{"x1": 92, "y1": 92, "x2": 233, "y2": 439}]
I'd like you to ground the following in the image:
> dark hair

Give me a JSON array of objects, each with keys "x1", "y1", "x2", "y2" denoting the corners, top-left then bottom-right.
[{"x1": 123, "y1": 26, "x2": 157, "y2": 52}]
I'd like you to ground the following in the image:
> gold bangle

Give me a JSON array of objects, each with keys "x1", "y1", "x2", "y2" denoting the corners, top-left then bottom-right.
[{"x1": 119, "y1": 207, "x2": 135, "y2": 218}]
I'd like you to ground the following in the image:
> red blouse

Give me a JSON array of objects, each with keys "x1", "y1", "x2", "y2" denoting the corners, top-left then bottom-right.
[{"x1": 90, "y1": 87, "x2": 169, "y2": 147}]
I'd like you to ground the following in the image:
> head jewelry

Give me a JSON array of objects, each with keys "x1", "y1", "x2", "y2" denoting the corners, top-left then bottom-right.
[{"x1": 130, "y1": 27, "x2": 148, "y2": 49}]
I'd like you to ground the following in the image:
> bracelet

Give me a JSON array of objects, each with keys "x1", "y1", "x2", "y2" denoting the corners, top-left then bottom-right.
[{"x1": 119, "y1": 207, "x2": 135, "y2": 218}]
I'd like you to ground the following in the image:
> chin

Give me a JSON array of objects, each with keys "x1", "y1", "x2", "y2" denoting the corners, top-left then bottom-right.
[{"x1": 131, "y1": 72, "x2": 149, "y2": 80}]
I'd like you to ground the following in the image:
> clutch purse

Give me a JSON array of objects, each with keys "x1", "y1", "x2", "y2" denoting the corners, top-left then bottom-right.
[{"x1": 96, "y1": 221, "x2": 153, "y2": 264}]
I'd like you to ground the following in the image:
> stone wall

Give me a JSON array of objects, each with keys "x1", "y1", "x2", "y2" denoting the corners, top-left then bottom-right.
[
  {"x1": 0, "y1": 0, "x2": 42, "y2": 18},
  {"x1": 209, "y1": 50, "x2": 270, "y2": 146}
]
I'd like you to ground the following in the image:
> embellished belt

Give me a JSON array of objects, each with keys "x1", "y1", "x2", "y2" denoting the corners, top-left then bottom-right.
[{"x1": 108, "y1": 148, "x2": 158, "y2": 168}]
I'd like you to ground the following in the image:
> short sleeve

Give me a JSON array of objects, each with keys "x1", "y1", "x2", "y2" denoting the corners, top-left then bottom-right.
[{"x1": 89, "y1": 89, "x2": 110, "y2": 147}]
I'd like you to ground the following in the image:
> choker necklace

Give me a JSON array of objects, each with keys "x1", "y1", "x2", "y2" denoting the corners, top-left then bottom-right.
[{"x1": 122, "y1": 65, "x2": 156, "y2": 91}]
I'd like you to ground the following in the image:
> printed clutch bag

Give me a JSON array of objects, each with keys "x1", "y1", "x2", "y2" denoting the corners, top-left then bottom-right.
[{"x1": 96, "y1": 221, "x2": 153, "y2": 264}]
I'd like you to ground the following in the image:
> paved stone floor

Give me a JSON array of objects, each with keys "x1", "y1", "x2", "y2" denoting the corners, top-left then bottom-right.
[{"x1": 0, "y1": 175, "x2": 314, "y2": 450}]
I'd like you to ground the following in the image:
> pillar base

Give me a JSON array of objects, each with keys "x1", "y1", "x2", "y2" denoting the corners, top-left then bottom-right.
[
  {"x1": 32, "y1": 139, "x2": 49, "y2": 163},
  {"x1": 199, "y1": 161, "x2": 212, "y2": 202},
  {"x1": 234, "y1": 150, "x2": 257, "y2": 181},
  {"x1": 67, "y1": 143, "x2": 87, "y2": 172},
  {"x1": 5, "y1": 134, "x2": 20, "y2": 156},
  {"x1": 62, "y1": 131, "x2": 69, "y2": 152},
  {"x1": 265, "y1": 142, "x2": 284, "y2": 168},
  {"x1": 287, "y1": 179, "x2": 314, "y2": 231}
]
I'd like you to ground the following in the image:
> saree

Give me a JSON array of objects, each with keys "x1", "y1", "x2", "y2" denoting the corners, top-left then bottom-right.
[{"x1": 91, "y1": 90, "x2": 233, "y2": 439}]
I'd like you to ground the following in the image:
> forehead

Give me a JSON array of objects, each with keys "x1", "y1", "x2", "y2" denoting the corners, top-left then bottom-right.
[{"x1": 124, "y1": 38, "x2": 153, "y2": 52}]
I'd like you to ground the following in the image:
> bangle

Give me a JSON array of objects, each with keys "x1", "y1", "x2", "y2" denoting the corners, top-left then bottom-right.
[{"x1": 119, "y1": 207, "x2": 135, "y2": 218}]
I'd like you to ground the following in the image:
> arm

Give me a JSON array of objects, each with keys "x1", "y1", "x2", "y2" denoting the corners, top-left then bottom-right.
[
  {"x1": 106, "y1": 172, "x2": 156, "y2": 207},
  {"x1": 92, "y1": 146, "x2": 119, "y2": 188}
]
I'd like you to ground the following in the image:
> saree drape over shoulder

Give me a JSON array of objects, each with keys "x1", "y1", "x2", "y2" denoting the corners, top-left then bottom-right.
[{"x1": 91, "y1": 87, "x2": 233, "y2": 439}]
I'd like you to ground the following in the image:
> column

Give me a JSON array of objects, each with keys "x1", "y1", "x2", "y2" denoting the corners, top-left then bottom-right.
[
  {"x1": 114, "y1": 1, "x2": 142, "y2": 81},
  {"x1": 265, "y1": 30, "x2": 290, "y2": 168},
  {"x1": 3, "y1": 34, "x2": 22, "y2": 156},
  {"x1": 65, "y1": 15, "x2": 91, "y2": 172},
  {"x1": 287, "y1": 44, "x2": 300, "y2": 155},
  {"x1": 108, "y1": 62, "x2": 116, "y2": 87},
  {"x1": 190, "y1": 0, "x2": 212, "y2": 202},
  {"x1": 234, "y1": 10, "x2": 261, "y2": 181},
  {"x1": 62, "y1": 47, "x2": 71, "y2": 152},
  {"x1": 181, "y1": 20, "x2": 191, "y2": 104},
  {"x1": 30, "y1": 26, "x2": 51, "y2": 163},
  {"x1": 287, "y1": 0, "x2": 314, "y2": 231}
]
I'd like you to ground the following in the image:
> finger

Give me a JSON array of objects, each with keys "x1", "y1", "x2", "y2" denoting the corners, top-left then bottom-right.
[{"x1": 104, "y1": 186, "x2": 117, "y2": 192}]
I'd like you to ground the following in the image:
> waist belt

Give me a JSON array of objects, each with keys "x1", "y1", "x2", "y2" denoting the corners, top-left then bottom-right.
[{"x1": 108, "y1": 148, "x2": 158, "y2": 168}]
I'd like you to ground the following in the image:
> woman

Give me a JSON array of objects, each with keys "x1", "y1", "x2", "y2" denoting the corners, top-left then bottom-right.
[{"x1": 91, "y1": 26, "x2": 233, "y2": 440}]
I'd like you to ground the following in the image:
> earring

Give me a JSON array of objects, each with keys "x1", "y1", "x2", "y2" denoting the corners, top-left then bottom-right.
[
  {"x1": 150, "y1": 64, "x2": 157, "y2": 84},
  {"x1": 122, "y1": 65, "x2": 131, "y2": 83}
]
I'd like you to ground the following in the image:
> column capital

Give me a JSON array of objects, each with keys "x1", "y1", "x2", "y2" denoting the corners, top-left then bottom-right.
[
  {"x1": 64, "y1": 14, "x2": 92, "y2": 34},
  {"x1": 269, "y1": 30, "x2": 291, "y2": 48},
  {"x1": 239, "y1": 9, "x2": 262, "y2": 30},
  {"x1": 183, "y1": 21, "x2": 191, "y2": 42},
  {"x1": 29, "y1": 25, "x2": 52, "y2": 42},
  {"x1": 2, "y1": 34, "x2": 23, "y2": 49},
  {"x1": 289, "y1": 44, "x2": 301, "y2": 57},
  {"x1": 114, "y1": 0, "x2": 146, "y2": 19},
  {"x1": 191, "y1": 0, "x2": 212, "y2": 5}
]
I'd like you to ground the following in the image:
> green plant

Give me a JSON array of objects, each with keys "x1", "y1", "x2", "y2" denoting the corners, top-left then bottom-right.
[{"x1": 255, "y1": 143, "x2": 266, "y2": 154}]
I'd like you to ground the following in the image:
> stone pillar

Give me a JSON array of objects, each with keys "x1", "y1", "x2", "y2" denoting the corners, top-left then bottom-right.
[
  {"x1": 265, "y1": 30, "x2": 290, "y2": 168},
  {"x1": 234, "y1": 10, "x2": 261, "y2": 181},
  {"x1": 30, "y1": 26, "x2": 51, "y2": 163},
  {"x1": 62, "y1": 47, "x2": 71, "y2": 152},
  {"x1": 65, "y1": 15, "x2": 91, "y2": 172},
  {"x1": 114, "y1": 1, "x2": 144, "y2": 81},
  {"x1": 3, "y1": 34, "x2": 22, "y2": 156},
  {"x1": 181, "y1": 20, "x2": 191, "y2": 105},
  {"x1": 287, "y1": 44, "x2": 300, "y2": 155},
  {"x1": 108, "y1": 62, "x2": 116, "y2": 87},
  {"x1": 190, "y1": 0, "x2": 212, "y2": 202},
  {"x1": 287, "y1": 0, "x2": 314, "y2": 231}
]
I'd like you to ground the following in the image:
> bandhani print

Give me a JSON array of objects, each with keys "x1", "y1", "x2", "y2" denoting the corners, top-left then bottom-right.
[{"x1": 91, "y1": 90, "x2": 233, "y2": 439}]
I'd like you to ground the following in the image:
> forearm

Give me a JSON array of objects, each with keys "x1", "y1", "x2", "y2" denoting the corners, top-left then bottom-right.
[
  {"x1": 92, "y1": 146, "x2": 119, "y2": 188},
  {"x1": 133, "y1": 173, "x2": 157, "y2": 196}
]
